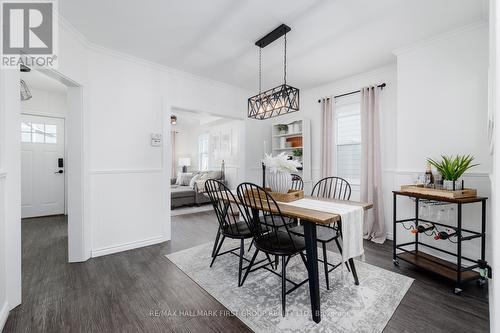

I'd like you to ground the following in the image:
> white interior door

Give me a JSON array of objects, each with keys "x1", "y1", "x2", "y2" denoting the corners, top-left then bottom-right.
[{"x1": 21, "y1": 114, "x2": 65, "y2": 218}]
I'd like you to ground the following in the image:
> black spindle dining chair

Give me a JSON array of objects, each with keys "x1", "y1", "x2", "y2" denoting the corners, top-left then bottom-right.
[
  {"x1": 205, "y1": 179, "x2": 256, "y2": 286},
  {"x1": 237, "y1": 182, "x2": 309, "y2": 317},
  {"x1": 291, "y1": 173, "x2": 304, "y2": 190},
  {"x1": 290, "y1": 177, "x2": 359, "y2": 289}
]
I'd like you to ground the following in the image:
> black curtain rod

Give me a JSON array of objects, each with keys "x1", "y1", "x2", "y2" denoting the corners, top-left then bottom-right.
[{"x1": 317, "y1": 83, "x2": 386, "y2": 103}]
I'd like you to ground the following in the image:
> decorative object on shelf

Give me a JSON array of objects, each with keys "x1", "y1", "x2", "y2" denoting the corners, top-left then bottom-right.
[
  {"x1": 170, "y1": 114, "x2": 177, "y2": 125},
  {"x1": 427, "y1": 155, "x2": 479, "y2": 191},
  {"x1": 248, "y1": 24, "x2": 299, "y2": 120},
  {"x1": 277, "y1": 124, "x2": 288, "y2": 135},
  {"x1": 178, "y1": 157, "x2": 191, "y2": 173},
  {"x1": 262, "y1": 153, "x2": 301, "y2": 193},
  {"x1": 292, "y1": 149, "x2": 302, "y2": 157},
  {"x1": 287, "y1": 136, "x2": 302, "y2": 148}
]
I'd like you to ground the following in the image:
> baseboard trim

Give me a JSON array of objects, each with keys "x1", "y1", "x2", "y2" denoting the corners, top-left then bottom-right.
[
  {"x1": 0, "y1": 302, "x2": 9, "y2": 332},
  {"x1": 91, "y1": 235, "x2": 167, "y2": 258},
  {"x1": 90, "y1": 168, "x2": 163, "y2": 175}
]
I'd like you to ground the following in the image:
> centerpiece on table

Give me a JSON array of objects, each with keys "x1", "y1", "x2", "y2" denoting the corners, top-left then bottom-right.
[
  {"x1": 427, "y1": 154, "x2": 479, "y2": 190},
  {"x1": 262, "y1": 153, "x2": 301, "y2": 194}
]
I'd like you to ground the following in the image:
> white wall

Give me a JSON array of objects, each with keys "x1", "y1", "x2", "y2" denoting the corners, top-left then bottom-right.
[
  {"x1": 175, "y1": 125, "x2": 201, "y2": 171},
  {"x1": 20, "y1": 88, "x2": 67, "y2": 118},
  {"x1": 490, "y1": 0, "x2": 499, "y2": 330},
  {"x1": 85, "y1": 45, "x2": 249, "y2": 256},
  {"x1": 244, "y1": 24, "x2": 490, "y2": 259},
  {"x1": 0, "y1": 68, "x2": 22, "y2": 323},
  {"x1": 1, "y1": 15, "x2": 250, "y2": 327},
  {"x1": 394, "y1": 23, "x2": 491, "y2": 263}
]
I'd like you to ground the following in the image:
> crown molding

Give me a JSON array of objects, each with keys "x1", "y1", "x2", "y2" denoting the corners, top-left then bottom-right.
[
  {"x1": 57, "y1": 12, "x2": 250, "y2": 94},
  {"x1": 393, "y1": 21, "x2": 488, "y2": 56}
]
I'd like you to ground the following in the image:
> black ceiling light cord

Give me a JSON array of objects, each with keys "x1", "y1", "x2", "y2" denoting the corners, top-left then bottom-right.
[{"x1": 248, "y1": 24, "x2": 299, "y2": 120}]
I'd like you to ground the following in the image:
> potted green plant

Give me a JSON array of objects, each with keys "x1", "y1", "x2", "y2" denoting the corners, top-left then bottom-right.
[
  {"x1": 427, "y1": 155, "x2": 479, "y2": 190},
  {"x1": 292, "y1": 148, "x2": 302, "y2": 157},
  {"x1": 276, "y1": 124, "x2": 288, "y2": 135}
]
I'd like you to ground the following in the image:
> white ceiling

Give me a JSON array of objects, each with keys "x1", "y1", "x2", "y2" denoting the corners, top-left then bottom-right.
[{"x1": 60, "y1": 0, "x2": 487, "y2": 90}]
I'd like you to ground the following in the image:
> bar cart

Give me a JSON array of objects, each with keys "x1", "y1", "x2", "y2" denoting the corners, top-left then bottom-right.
[{"x1": 392, "y1": 190, "x2": 489, "y2": 295}]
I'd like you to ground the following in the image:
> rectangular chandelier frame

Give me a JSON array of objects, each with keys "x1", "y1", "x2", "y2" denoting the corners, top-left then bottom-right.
[{"x1": 248, "y1": 83, "x2": 299, "y2": 120}]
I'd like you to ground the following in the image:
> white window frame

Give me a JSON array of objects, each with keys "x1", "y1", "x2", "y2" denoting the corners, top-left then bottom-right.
[
  {"x1": 334, "y1": 93, "x2": 361, "y2": 186},
  {"x1": 198, "y1": 133, "x2": 209, "y2": 171}
]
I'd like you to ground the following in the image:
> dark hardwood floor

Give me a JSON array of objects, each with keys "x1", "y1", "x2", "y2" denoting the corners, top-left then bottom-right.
[{"x1": 3, "y1": 212, "x2": 489, "y2": 332}]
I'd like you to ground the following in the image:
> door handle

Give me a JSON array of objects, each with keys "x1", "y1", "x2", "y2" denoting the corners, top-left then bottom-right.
[{"x1": 54, "y1": 170, "x2": 64, "y2": 174}]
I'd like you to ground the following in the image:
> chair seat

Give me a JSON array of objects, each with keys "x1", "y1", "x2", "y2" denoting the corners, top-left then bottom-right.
[
  {"x1": 221, "y1": 221, "x2": 253, "y2": 238},
  {"x1": 289, "y1": 225, "x2": 340, "y2": 243},
  {"x1": 258, "y1": 215, "x2": 295, "y2": 228},
  {"x1": 254, "y1": 230, "x2": 306, "y2": 256}
]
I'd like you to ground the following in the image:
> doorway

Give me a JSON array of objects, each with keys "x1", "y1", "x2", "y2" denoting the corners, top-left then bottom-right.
[
  {"x1": 19, "y1": 68, "x2": 89, "y2": 263},
  {"x1": 169, "y1": 107, "x2": 245, "y2": 217},
  {"x1": 21, "y1": 114, "x2": 65, "y2": 218}
]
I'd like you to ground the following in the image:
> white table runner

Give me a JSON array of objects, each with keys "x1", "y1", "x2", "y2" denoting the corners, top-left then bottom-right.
[{"x1": 281, "y1": 199, "x2": 364, "y2": 262}]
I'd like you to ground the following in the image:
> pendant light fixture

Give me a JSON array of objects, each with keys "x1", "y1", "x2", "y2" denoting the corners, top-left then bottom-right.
[
  {"x1": 248, "y1": 24, "x2": 299, "y2": 120},
  {"x1": 170, "y1": 114, "x2": 177, "y2": 125},
  {"x1": 20, "y1": 79, "x2": 32, "y2": 101}
]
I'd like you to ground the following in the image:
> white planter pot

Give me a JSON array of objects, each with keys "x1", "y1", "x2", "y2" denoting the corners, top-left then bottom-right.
[
  {"x1": 443, "y1": 179, "x2": 463, "y2": 190},
  {"x1": 267, "y1": 171, "x2": 292, "y2": 193}
]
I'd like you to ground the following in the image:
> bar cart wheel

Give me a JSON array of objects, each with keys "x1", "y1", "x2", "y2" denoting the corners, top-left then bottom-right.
[
  {"x1": 453, "y1": 287, "x2": 463, "y2": 295},
  {"x1": 476, "y1": 278, "x2": 486, "y2": 287},
  {"x1": 392, "y1": 259, "x2": 399, "y2": 267}
]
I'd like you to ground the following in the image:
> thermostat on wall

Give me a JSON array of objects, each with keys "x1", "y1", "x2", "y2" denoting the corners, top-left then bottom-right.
[{"x1": 151, "y1": 133, "x2": 162, "y2": 147}]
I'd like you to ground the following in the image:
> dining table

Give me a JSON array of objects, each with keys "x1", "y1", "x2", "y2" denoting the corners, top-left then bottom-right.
[{"x1": 213, "y1": 191, "x2": 372, "y2": 323}]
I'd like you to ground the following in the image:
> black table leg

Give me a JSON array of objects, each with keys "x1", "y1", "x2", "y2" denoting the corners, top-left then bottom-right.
[
  {"x1": 303, "y1": 220, "x2": 321, "y2": 323},
  {"x1": 348, "y1": 258, "x2": 359, "y2": 285}
]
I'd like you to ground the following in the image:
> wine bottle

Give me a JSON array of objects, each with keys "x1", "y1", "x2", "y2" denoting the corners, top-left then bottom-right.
[
  {"x1": 434, "y1": 228, "x2": 457, "y2": 240},
  {"x1": 411, "y1": 222, "x2": 434, "y2": 234},
  {"x1": 425, "y1": 162, "x2": 434, "y2": 185}
]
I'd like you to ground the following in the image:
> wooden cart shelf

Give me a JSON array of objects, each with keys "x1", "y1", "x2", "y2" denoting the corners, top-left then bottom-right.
[
  {"x1": 397, "y1": 250, "x2": 480, "y2": 282},
  {"x1": 392, "y1": 191, "x2": 488, "y2": 295}
]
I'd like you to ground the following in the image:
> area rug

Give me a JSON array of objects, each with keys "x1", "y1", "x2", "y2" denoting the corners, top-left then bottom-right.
[
  {"x1": 165, "y1": 239, "x2": 413, "y2": 333},
  {"x1": 171, "y1": 204, "x2": 213, "y2": 216}
]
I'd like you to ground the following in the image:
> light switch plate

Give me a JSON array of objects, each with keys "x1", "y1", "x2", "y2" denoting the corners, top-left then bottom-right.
[{"x1": 151, "y1": 133, "x2": 162, "y2": 147}]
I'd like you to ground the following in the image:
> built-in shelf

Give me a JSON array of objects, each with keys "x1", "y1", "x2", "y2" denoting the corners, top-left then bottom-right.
[
  {"x1": 271, "y1": 118, "x2": 311, "y2": 186},
  {"x1": 273, "y1": 147, "x2": 303, "y2": 150},
  {"x1": 273, "y1": 132, "x2": 303, "y2": 138}
]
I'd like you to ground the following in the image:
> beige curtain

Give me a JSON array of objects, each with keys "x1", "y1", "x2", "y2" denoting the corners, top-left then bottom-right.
[
  {"x1": 360, "y1": 87, "x2": 386, "y2": 243},
  {"x1": 320, "y1": 98, "x2": 334, "y2": 178},
  {"x1": 171, "y1": 131, "x2": 176, "y2": 178}
]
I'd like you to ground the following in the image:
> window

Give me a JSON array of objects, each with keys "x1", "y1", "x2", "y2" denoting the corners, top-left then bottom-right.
[
  {"x1": 335, "y1": 94, "x2": 361, "y2": 185},
  {"x1": 198, "y1": 134, "x2": 209, "y2": 171},
  {"x1": 21, "y1": 122, "x2": 57, "y2": 144}
]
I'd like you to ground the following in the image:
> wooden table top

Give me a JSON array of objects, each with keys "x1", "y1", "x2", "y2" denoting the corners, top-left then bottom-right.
[{"x1": 214, "y1": 193, "x2": 372, "y2": 225}]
